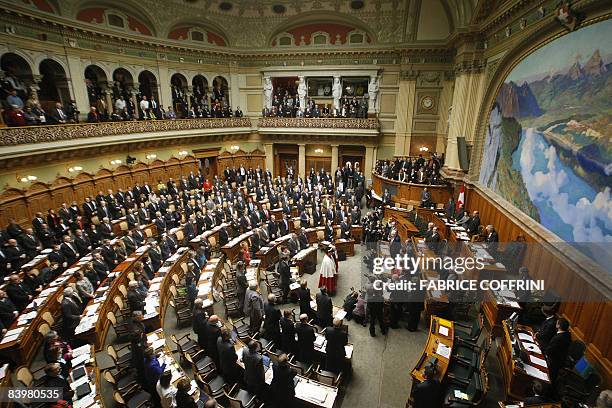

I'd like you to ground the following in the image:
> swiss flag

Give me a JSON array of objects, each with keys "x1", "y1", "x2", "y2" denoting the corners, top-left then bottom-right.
[{"x1": 456, "y1": 184, "x2": 465, "y2": 208}]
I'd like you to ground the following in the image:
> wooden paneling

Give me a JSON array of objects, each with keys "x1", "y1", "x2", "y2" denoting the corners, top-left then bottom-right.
[
  {"x1": 372, "y1": 173, "x2": 452, "y2": 205},
  {"x1": 217, "y1": 149, "x2": 265, "y2": 173},
  {"x1": 464, "y1": 185, "x2": 611, "y2": 387},
  {"x1": 0, "y1": 156, "x2": 199, "y2": 228}
]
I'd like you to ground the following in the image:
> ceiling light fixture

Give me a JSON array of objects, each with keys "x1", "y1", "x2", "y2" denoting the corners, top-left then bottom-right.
[
  {"x1": 18, "y1": 175, "x2": 38, "y2": 183},
  {"x1": 68, "y1": 166, "x2": 83, "y2": 173},
  {"x1": 146, "y1": 154, "x2": 157, "y2": 160},
  {"x1": 178, "y1": 150, "x2": 189, "y2": 156},
  {"x1": 314, "y1": 148, "x2": 324, "y2": 154},
  {"x1": 110, "y1": 159, "x2": 123, "y2": 165},
  {"x1": 419, "y1": 146, "x2": 429, "y2": 152}
]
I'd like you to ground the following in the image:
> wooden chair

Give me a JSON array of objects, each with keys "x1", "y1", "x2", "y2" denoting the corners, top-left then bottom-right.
[
  {"x1": 16, "y1": 366, "x2": 45, "y2": 387},
  {"x1": 113, "y1": 296, "x2": 132, "y2": 321},
  {"x1": 169, "y1": 299, "x2": 192, "y2": 327},
  {"x1": 185, "y1": 350, "x2": 216, "y2": 378},
  {"x1": 113, "y1": 389, "x2": 153, "y2": 408},
  {"x1": 194, "y1": 370, "x2": 228, "y2": 401},
  {"x1": 107, "y1": 344, "x2": 133, "y2": 371},
  {"x1": 224, "y1": 384, "x2": 258, "y2": 408},
  {"x1": 103, "y1": 368, "x2": 139, "y2": 396},
  {"x1": 289, "y1": 355, "x2": 314, "y2": 376},
  {"x1": 170, "y1": 333, "x2": 199, "y2": 363},
  {"x1": 37, "y1": 322, "x2": 51, "y2": 337},
  {"x1": 118, "y1": 284, "x2": 128, "y2": 298},
  {"x1": 119, "y1": 221, "x2": 129, "y2": 231},
  {"x1": 107, "y1": 311, "x2": 130, "y2": 339},
  {"x1": 312, "y1": 364, "x2": 343, "y2": 387},
  {"x1": 229, "y1": 317, "x2": 250, "y2": 341}
]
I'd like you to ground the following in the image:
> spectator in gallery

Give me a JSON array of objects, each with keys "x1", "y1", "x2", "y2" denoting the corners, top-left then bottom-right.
[
  {"x1": 165, "y1": 106, "x2": 176, "y2": 120},
  {"x1": 115, "y1": 95, "x2": 126, "y2": 112},
  {"x1": 139, "y1": 95, "x2": 149, "y2": 119},
  {"x1": 6, "y1": 105, "x2": 25, "y2": 127},
  {"x1": 235, "y1": 106, "x2": 243, "y2": 117},
  {"x1": 6, "y1": 89, "x2": 24, "y2": 109},
  {"x1": 86, "y1": 106, "x2": 100, "y2": 123},
  {"x1": 23, "y1": 106, "x2": 40, "y2": 126}
]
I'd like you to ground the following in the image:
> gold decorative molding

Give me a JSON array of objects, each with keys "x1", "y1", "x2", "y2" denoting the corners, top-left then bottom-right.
[
  {"x1": 0, "y1": 118, "x2": 252, "y2": 147},
  {"x1": 258, "y1": 117, "x2": 380, "y2": 130}
]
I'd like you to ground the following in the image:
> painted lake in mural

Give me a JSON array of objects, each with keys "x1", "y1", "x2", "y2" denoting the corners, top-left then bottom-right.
[{"x1": 479, "y1": 19, "x2": 612, "y2": 265}]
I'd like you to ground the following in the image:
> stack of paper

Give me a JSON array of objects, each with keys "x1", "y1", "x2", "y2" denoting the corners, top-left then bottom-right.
[{"x1": 436, "y1": 343, "x2": 452, "y2": 359}]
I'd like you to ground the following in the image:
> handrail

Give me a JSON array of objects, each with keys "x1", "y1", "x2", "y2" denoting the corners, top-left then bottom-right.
[
  {"x1": 0, "y1": 117, "x2": 252, "y2": 146},
  {"x1": 259, "y1": 117, "x2": 380, "y2": 129}
]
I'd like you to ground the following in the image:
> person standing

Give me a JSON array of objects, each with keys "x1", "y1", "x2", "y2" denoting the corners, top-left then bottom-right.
[
  {"x1": 325, "y1": 318, "x2": 348, "y2": 373},
  {"x1": 366, "y1": 276, "x2": 386, "y2": 337},
  {"x1": 318, "y1": 248, "x2": 337, "y2": 295},
  {"x1": 243, "y1": 282, "x2": 264, "y2": 335},
  {"x1": 270, "y1": 354, "x2": 297, "y2": 408},
  {"x1": 316, "y1": 286, "x2": 333, "y2": 329},
  {"x1": 242, "y1": 340, "x2": 265, "y2": 396}
]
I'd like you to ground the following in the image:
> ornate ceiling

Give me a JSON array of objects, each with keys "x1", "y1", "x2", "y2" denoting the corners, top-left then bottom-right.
[{"x1": 18, "y1": 0, "x2": 482, "y2": 48}]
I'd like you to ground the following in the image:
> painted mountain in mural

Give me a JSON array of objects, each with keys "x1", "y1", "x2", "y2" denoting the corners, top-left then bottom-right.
[
  {"x1": 480, "y1": 19, "x2": 612, "y2": 253},
  {"x1": 496, "y1": 81, "x2": 542, "y2": 118}
]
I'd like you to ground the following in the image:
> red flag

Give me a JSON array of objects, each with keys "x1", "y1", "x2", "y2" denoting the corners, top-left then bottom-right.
[{"x1": 457, "y1": 184, "x2": 465, "y2": 208}]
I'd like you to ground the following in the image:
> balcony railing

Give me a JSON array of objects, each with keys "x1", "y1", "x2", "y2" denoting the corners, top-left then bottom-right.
[
  {"x1": 259, "y1": 117, "x2": 380, "y2": 129},
  {"x1": 0, "y1": 117, "x2": 252, "y2": 146}
]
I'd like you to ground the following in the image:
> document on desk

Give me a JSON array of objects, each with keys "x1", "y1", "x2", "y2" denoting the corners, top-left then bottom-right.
[
  {"x1": 436, "y1": 343, "x2": 452, "y2": 359},
  {"x1": 334, "y1": 309, "x2": 347, "y2": 320},
  {"x1": 518, "y1": 333, "x2": 534, "y2": 342},
  {"x1": 529, "y1": 355, "x2": 548, "y2": 368},
  {"x1": 296, "y1": 381, "x2": 328, "y2": 405},
  {"x1": 521, "y1": 342, "x2": 542, "y2": 354},
  {"x1": 524, "y1": 363, "x2": 549, "y2": 381},
  {"x1": 438, "y1": 325, "x2": 449, "y2": 337}
]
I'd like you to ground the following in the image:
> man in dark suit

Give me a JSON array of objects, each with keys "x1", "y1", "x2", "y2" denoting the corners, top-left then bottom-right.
[
  {"x1": 40, "y1": 363, "x2": 73, "y2": 402},
  {"x1": 4, "y1": 239, "x2": 27, "y2": 273},
  {"x1": 263, "y1": 294, "x2": 281, "y2": 346},
  {"x1": 278, "y1": 215, "x2": 290, "y2": 236},
  {"x1": 6, "y1": 274, "x2": 31, "y2": 311},
  {"x1": 280, "y1": 309, "x2": 297, "y2": 354},
  {"x1": 47, "y1": 102, "x2": 69, "y2": 125},
  {"x1": 100, "y1": 239, "x2": 118, "y2": 267},
  {"x1": 297, "y1": 228, "x2": 309, "y2": 250},
  {"x1": 484, "y1": 224, "x2": 499, "y2": 254},
  {"x1": 267, "y1": 215, "x2": 279, "y2": 239},
  {"x1": 316, "y1": 286, "x2": 333, "y2": 328},
  {"x1": 270, "y1": 354, "x2": 297, "y2": 407},
  {"x1": 122, "y1": 231, "x2": 137, "y2": 255},
  {"x1": 295, "y1": 314, "x2": 316, "y2": 363},
  {"x1": 19, "y1": 228, "x2": 41, "y2": 259},
  {"x1": 204, "y1": 315, "x2": 222, "y2": 366},
  {"x1": 60, "y1": 236, "x2": 80, "y2": 266},
  {"x1": 98, "y1": 218, "x2": 114, "y2": 239},
  {"x1": 413, "y1": 366, "x2": 442, "y2": 408},
  {"x1": 217, "y1": 327, "x2": 240, "y2": 384},
  {"x1": 465, "y1": 211, "x2": 481, "y2": 235},
  {"x1": 536, "y1": 306, "x2": 557, "y2": 348},
  {"x1": 48, "y1": 244, "x2": 67, "y2": 269},
  {"x1": 524, "y1": 381, "x2": 547, "y2": 405},
  {"x1": 242, "y1": 340, "x2": 265, "y2": 396},
  {"x1": 61, "y1": 287, "x2": 81, "y2": 341},
  {"x1": 219, "y1": 227, "x2": 229, "y2": 247},
  {"x1": 127, "y1": 281, "x2": 145, "y2": 312},
  {"x1": 73, "y1": 229, "x2": 91, "y2": 255},
  {"x1": 92, "y1": 252, "x2": 110, "y2": 281},
  {"x1": 546, "y1": 318, "x2": 571, "y2": 383},
  {"x1": 0, "y1": 290, "x2": 18, "y2": 332},
  {"x1": 325, "y1": 318, "x2": 348, "y2": 373}
]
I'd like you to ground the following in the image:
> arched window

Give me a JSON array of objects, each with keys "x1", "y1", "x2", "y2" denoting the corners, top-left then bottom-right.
[
  {"x1": 190, "y1": 30, "x2": 205, "y2": 42},
  {"x1": 311, "y1": 31, "x2": 330, "y2": 46},
  {"x1": 276, "y1": 33, "x2": 294, "y2": 47},
  {"x1": 348, "y1": 30, "x2": 367, "y2": 45},
  {"x1": 105, "y1": 10, "x2": 127, "y2": 29}
]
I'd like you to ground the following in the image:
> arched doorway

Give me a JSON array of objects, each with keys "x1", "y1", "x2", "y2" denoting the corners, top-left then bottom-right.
[
  {"x1": 192, "y1": 75, "x2": 209, "y2": 108},
  {"x1": 212, "y1": 76, "x2": 229, "y2": 106},
  {"x1": 38, "y1": 59, "x2": 70, "y2": 110},
  {"x1": 138, "y1": 71, "x2": 158, "y2": 101},
  {"x1": 112, "y1": 68, "x2": 134, "y2": 101},
  {"x1": 84, "y1": 65, "x2": 107, "y2": 107},
  {"x1": 1, "y1": 53, "x2": 33, "y2": 102},
  {"x1": 171, "y1": 73, "x2": 188, "y2": 117}
]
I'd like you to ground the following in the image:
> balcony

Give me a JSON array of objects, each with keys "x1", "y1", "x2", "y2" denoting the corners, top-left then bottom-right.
[
  {"x1": 258, "y1": 117, "x2": 380, "y2": 137},
  {"x1": 0, "y1": 117, "x2": 253, "y2": 147}
]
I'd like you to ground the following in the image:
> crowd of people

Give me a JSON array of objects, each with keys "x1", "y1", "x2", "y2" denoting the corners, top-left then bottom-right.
[
  {"x1": 375, "y1": 155, "x2": 445, "y2": 185},
  {"x1": 262, "y1": 84, "x2": 370, "y2": 118}
]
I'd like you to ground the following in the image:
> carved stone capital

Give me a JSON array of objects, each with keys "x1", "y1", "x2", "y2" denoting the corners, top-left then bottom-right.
[
  {"x1": 454, "y1": 60, "x2": 485, "y2": 75},
  {"x1": 400, "y1": 69, "x2": 419, "y2": 81}
]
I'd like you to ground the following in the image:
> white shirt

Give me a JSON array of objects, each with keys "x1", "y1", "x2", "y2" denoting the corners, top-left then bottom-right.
[
  {"x1": 140, "y1": 99, "x2": 149, "y2": 111},
  {"x1": 156, "y1": 382, "x2": 177, "y2": 408},
  {"x1": 115, "y1": 99, "x2": 126, "y2": 110}
]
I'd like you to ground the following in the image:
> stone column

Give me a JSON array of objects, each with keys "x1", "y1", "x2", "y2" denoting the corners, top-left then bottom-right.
[
  {"x1": 186, "y1": 86, "x2": 193, "y2": 111},
  {"x1": 298, "y1": 143, "x2": 306, "y2": 178},
  {"x1": 365, "y1": 146, "x2": 375, "y2": 181},
  {"x1": 331, "y1": 145, "x2": 339, "y2": 174},
  {"x1": 394, "y1": 70, "x2": 418, "y2": 156},
  {"x1": 264, "y1": 143, "x2": 274, "y2": 177},
  {"x1": 157, "y1": 66, "x2": 171, "y2": 108},
  {"x1": 130, "y1": 86, "x2": 140, "y2": 118},
  {"x1": 103, "y1": 82, "x2": 114, "y2": 115}
]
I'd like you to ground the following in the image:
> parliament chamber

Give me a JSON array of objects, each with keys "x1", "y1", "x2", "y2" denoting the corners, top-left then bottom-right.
[{"x1": 0, "y1": 0, "x2": 610, "y2": 407}]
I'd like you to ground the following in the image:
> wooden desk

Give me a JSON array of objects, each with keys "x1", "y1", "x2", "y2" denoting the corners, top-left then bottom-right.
[
  {"x1": 256, "y1": 235, "x2": 292, "y2": 270},
  {"x1": 76, "y1": 246, "x2": 150, "y2": 351},
  {"x1": 384, "y1": 207, "x2": 420, "y2": 241},
  {"x1": 294, "y1": 376, "x2": 339, "y2": 408},
  {"x1": 334, "y1": 239, "x2": 355, "y2": 257},
  {"x1": 188, "y1": 223, "x2": 228, "y2": 250},
  {"x1": 292, "y1": 246, "x2": 318, "y2": 276},
  {"x1": 305, "y1": 227, "x2": 325, "y2": 244},
  {"x1": 482, "y1": 290, "x2": 522, "y2": 337},
  {"x1": 0, "y1": 363, "x2": 12, "y2": 408},
  {"x1": 410, "y1": 237, "x2": 450, "y2": 317},
  {"x1": 460, "y1": 242, "x2": 508, "y2": 280},
  {"x1": 372, "y1": 174, "x2": 451, "y2": 205},
  {"x1": 350, "y1": 225, "x2": 363, "y2": 244},
  {"x1": 221, "y1": 231, "x2": 253, "y2": 262},
  {"x1": 498, "y1": 321, "x2": 551, "y2": 401},
  {"x1": 410, "y1": 316, "x2": 454, "y2": 394},
  {"x1": 144, "y1": 249, "x2": 191, "y2": 330}
]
